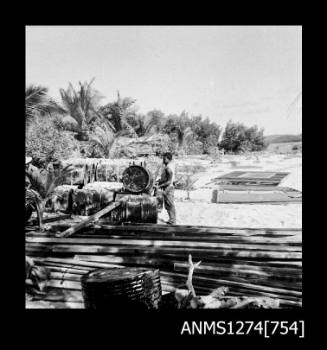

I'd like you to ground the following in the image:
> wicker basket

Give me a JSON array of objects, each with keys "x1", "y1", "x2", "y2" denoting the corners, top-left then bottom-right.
[{"x1": 81, "y1": 267, "x2": 162, "y2": 310}]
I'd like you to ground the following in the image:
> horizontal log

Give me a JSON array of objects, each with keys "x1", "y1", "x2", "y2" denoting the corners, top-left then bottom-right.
[
  {"x1": 26, "y1": 236, "x2": 302, "y2": 253},
  {"x1": 43, "y1": 214, "x2": 72, "y2": 223},
  {"x1": 216, "y1": 185, "x2": 301, "y2": 192},
  {"x1": 173, "y1": 268, "x2": 301, "y2": 291},
  {"x1": 30, "y1": 288, "x2": 84, "y2": 303},
  {"x1": 50, "y1": 272, "x2": 83, "y2": 282},
  {"x1": 74, "y1": 254, "x2": 174, "y2": 268},
  {"x1": 159, "y1": 272, "x2": 301, "y2": 291},
  {"x1": 38, "y1": 265, "x2": 90, "y2": 275},
  {"x1": 35, "y1": 261, "x2": 95, "y2": 271},
  {"x1": 47, "y1": 279, "x2": 82, "y2": 290},
  {"x1": 56, "y1": 202, "x2": 122, "y2": 238},
  {"x1": 25, "y1": 299, "x2": 84, "y2": 309},
  {"x1": 66, "y1": 232, "x2": 302, "y2": 245},
  {"x1": 27, "y1": 232, "x2": 302, "y2": 246},
  {"x1": 74, "y1": 255, "x2": 301, "y2": 287},
  {"x1": 27, "y1": 244, "x2": 302, "y2": 267},
  {"x1": 159, "y1": 271, "x2": 302, "y2": 297},
  {"x1": 217, "y1": 200, "x2": 301, "y2": 204},
  {"x1": 28, "y1": 244, "x2": 302, "y2": 260},
  {"x1": 28, "y1": 234, "x2": 301, "y2": 248},
  {"x1": 174, "y1": 262, "x2": 302, "y2": 278},
  {"x1": 47, "y1": 222, "x2": 301, "y2": 235},
  {"x1": 159, "y1": 283, "x2": 301, "y2": 306},
  {"x1": 65, "y1": 255, "x2": 302, "y2": 290},
  {"x1": 34, "y1": 257, "x2": 123, "y2": 269},
  {"x1": 173, "y1": 269, "x2": 299, "y2": 292}
]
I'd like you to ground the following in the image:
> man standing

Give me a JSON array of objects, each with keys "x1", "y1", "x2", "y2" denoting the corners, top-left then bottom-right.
[{"x1": 156, "y1": 152, "x2": 176, "y2": 225}]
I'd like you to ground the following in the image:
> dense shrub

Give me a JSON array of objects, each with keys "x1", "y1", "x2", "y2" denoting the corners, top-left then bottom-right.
[
  {"x1": 26, "y1": 117, "x2": 80, "y2": 168},
  {"x1": 219, "y1": 121, "x2": 265, "y2": 153}
]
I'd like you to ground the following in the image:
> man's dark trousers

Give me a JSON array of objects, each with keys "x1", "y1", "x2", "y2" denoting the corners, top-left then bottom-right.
[{"x1": 162, "y1": 185, "x2": 176, "y2": 224}]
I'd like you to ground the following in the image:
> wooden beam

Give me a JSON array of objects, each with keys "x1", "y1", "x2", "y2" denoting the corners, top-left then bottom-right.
[
  {"x1": 55, "y1": 202, "x2": 121, "y2": 238},
  {"x1": 48, "y1": 222, "x2": 302, "y2": 235},
  {"x1": 26, "y1": 236, "x2": 302, "y2": 252}
]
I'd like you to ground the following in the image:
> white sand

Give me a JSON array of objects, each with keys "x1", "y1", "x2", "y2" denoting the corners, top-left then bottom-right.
[
  {"x1": 159, "y1": 153, "x2": 302, "y2": 228},
  {"x1": 159, "y1": 202, "x2": 302, "y2": 228}
]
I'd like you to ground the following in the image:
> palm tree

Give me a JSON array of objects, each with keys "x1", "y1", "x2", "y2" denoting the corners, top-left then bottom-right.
[
  {"x1": 89, "y1": 121, "x2": 135, "y2": 158},
  {"x1": 26, "y1": 164, "x2": 74, "y2": 211},
  {"x1": 99, "y1": 91, "x2": 137, "y2": 137},
  {"x1": 59, "y1": 78, "x2": 104, "y2": 140},
  {"x1": 176, "y1": 125, "x2": 194, "y2": 152},
  {"x1": 25, "y1": 85, "x2": 62, "y2": 128},
  {"x1": 163, "y1": 112, "x2": 194, "y2": 154},
  {"x1": 133, "y1": 110, "x2": 165, "y2": 137}
]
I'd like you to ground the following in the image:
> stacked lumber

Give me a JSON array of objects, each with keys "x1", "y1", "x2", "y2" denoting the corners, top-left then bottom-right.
[
  {"x1": 211, "y1": 187, "x2": 302, "y2": 204},
  {"x1": 26, "y1": 222, "x2": 302, "y2": 308},
  {"x1": 212, "y1": 171, "x2": 289, "y2": 186}
]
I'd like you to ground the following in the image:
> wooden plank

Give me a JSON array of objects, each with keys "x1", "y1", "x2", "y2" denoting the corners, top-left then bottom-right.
[
  {"x1": 74, "y1": 254, "x2": 174, "y2": 268},
  {"x1": 73, "y1": 255, "x2": 301, "y2": 290},
  {"x1": 217, "y1": 200, "x2": 301, "y2": 204},
  {"x1": 35, "y1": 261, "x2": 95, "y2": 271},
  {"x1": 27, "y1": 229, "x2": 302, "y2": 243},
  {"x1": 28, "y1": 244, "x2": 302, "y2": 260},
  {"x1": 35, "y1": 257, "x2": 124, "y2": 269},
  {"x1": 174, "y1": 262, "x2": 302, "y2": 277},
  {"x1": 26, "y1": 236, "x2": 302, "y2": 253},
  {"x1": 28, "y1": 245, "x2": 302, "y2": 269},
  {"x1": 76, "y1": 254, "x2": 301, "y2": 277},
  {"x1": 159, "y1": 271, "x2": 302, "y2": 297},
  {"x1": 173, "y1": 267, "x2": 301, "y2": 290},
  {"x1": 30, "y1": 288, "x2": 83, "y2": 302},
  {"x1": 56, "y1": 202, "x2": 121, "y2": 238},
  {"x1": 216, "y1": 185, "x2": 301, "y2": 192},
  {"x1": 47, "y1": 279, "x2": 82, "y2": 290},
  {"x1": 50, "y1": 272, "x2": 83, "y2": 282},
  {"x1": 66, "y1": 231, "x2": 302, "y2": 245},
  {"x1": 43, "y1": 213, "x2": 72, "y2": 223},
  {"x1": 159, "y1": 282, "x2": 301, "y2": 304},
  {"x1": 55, "y1": 223, "x2": 302, "y2": 235},
  {"x1": 40, "y1": 265, "x2": 89, "y2": 275}
]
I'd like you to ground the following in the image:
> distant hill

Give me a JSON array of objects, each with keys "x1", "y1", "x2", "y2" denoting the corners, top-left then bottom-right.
[{"x1": 264, "y1": 134, "x2": 302, "y2": 145}]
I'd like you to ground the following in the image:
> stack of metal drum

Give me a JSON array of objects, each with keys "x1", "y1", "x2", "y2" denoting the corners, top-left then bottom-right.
[{"x1": 106, "y1": 164, "x2": 158, "y2": 224}]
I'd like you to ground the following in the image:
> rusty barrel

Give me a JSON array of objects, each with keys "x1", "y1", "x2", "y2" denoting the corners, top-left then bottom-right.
[
  {"x1": 104, "y1": 193, "x2": 158, "y2": 224},
  {"x1": 81, "y1": 267, "x2": 162, "y2": 310},
  {"x1": 122, "y1": 165, "x2": 153, "y2": 194}
]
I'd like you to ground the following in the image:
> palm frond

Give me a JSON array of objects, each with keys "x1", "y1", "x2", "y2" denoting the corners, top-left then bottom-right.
[
  {"x1": 26, "y1": 169, "x2": 47, "y2": 198},
  {"x1": 26, "y1": 85, "x2": 62, "y2": 125},
  {"x1": 44, "y1": 165, "x2": 74, "y2": 197}
]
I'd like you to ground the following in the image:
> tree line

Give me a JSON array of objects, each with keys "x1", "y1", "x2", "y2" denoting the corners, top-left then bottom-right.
[{"x1": 26, "y1": 79, "x2": 265, "y2": 168}]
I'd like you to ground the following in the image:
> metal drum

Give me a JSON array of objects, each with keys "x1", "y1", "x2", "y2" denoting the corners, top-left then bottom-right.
[
  {"x1": 81, "y1": 267, "x2": 162, "y2": 310},
  {"x1": 104, "y1": 193, "x2": 158, "y2": 224},
  {"x1": 122, "y1": 165, "x2": 153, "y2": 194}
]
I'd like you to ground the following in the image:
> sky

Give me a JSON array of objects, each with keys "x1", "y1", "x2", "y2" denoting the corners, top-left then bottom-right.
[{"x1": 26, "y1": 26, "x2": 302, "y2": 135}]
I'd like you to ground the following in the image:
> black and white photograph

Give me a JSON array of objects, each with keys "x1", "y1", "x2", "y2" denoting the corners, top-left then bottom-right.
[{"x1": 25, "y1": 26, "x2": 302, "y2": 314}]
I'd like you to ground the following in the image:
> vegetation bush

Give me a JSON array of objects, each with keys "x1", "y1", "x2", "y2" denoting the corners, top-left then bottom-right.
[
  {"x1": 26, "y1": 80, "x2": 270, "y2": 164},
  {"x1": 219, "y1": 121, "x2": 265, "y2": 153},
  {"x1": 26, "y1": 117, "x2": 80, "y2": 168}
]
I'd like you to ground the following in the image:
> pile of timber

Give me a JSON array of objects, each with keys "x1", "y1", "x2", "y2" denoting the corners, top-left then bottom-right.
[
  {"x1": 211, "y1": 186, "x2": 302, "y2": 204},
  {"x1": 212, "y1": 171, "x2": 289, "y2": 186},
  {"x1": 26, "y1": 221, "x2": 302, "y2": 309}
]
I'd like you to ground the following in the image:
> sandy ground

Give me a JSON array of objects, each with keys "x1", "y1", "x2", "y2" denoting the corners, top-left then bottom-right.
[{"x1": 159, "y1": 153, "x2": 302, "y2": 228}]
